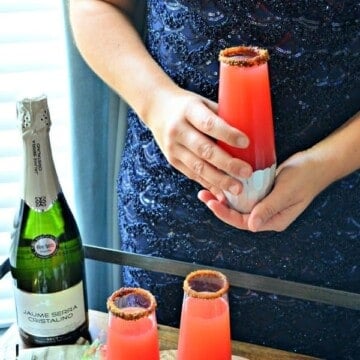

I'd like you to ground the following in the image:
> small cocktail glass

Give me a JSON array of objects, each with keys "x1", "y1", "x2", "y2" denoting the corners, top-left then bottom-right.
[
  {"x1": 106, "y1": 287, "x2": 160, "y2": 360},
  {"x1": 177, "y1": 269, "x2": 231, "y2": 360},
  {"x1": 218, "y1": 45, "x2": 276, "y2": 213}
]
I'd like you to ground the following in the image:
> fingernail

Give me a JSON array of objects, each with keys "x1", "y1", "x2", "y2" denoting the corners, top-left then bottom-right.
[
  {"x1": 229, "y1": 184, "x2": 241, "y2": 195},
  {"x1": 237, "y1": 137, "x2": 249, "y2": 148}
]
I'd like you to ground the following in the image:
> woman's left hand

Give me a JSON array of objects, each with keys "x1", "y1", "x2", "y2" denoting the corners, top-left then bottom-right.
[
  {"x1": 199, "y1": 111, "x2": 360, "y2": 232},
  {"x1": 198, "y1": 151, "x2": 324, "y2": 232}
]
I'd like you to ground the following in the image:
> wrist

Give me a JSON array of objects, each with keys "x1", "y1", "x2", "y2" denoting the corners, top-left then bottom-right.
[
  {"x1": 135, "y1": 76, "x2": 181, "y2": 126},
  {"x1": 302, "y1": 148, "x2": 338, "y2": 194},
  {"x1": 138, "y1": 81, "x2": 183, "y2": 129},
  {"x1": 306, "y1": 113, "x2": 360, "y2": 188}
]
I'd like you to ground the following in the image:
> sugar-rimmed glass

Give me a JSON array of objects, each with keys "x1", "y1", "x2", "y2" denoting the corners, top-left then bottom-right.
[
  {"x1": 106, "y1": 287, "x2": 160, "y2": 360},
  {"x1": 177, "y1": 269, "x2": 231, "y2": 360},
  {"x1": 218, "y1": 45, "x2": 276, "y2": 213}
]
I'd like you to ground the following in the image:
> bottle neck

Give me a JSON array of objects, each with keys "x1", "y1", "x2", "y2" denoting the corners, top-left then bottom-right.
[{"x1": 22, "y1": 126, "x2": 61, "y2": 211}]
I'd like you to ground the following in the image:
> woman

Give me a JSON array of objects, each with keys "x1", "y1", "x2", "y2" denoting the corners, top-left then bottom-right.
[{"x1": 69, "y1": 1, "x2": 360, "y2": 358}]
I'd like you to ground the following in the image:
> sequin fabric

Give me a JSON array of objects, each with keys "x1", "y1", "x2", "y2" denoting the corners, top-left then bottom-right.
[{"x1": 117, "y1": 1, "x2": 360, "y2": 358}]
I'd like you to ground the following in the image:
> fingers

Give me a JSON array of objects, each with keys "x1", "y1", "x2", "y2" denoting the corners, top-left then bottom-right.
[
  {"x1": 199, "y1": 186, "x2": 297, "y2": 233},
  {"x1": 177, "y1": 122, "x2": 252, "y2": 178},
  {"x1": 171, "y1": 145, "x2": 244, "y2": 196},
  {"x1": 248, "y1": 188, "x2": 303, "y2": 232},
  {"x1": 153, "y1": 92, "x2": 253, "y2": 195},
  {"x1": 172, "y1": 99, "x2": 252, "y2": 186},
  {"x1": 198, "y1": 189, "x2": 250, "y2": 230},
  {"x1": 185, "y1": 98, "x2": 250, "y2": 149},
  {"x1": 197, "y1": 187, "x2": 226, "y2": 203}
]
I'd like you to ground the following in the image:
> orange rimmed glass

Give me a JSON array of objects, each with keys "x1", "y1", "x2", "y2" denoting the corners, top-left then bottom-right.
[
  {"x1": 106, "y1": 287, "x2": 160, "y2": 360},
  {"x1": 177, "y1": 270, "x2": 231, "y2": 360},
  {"x1": 218, "y1": 45, "x2": 276, "y2": 213}
]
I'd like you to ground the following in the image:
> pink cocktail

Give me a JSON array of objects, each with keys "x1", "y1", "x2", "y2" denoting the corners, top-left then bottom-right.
[
  {"x1": 218, "y1": 46, "x2": 276, "y2": 213},
  {"x1": 106, "y1": 287, "x2": 159, "y2": 360},
  {"x1": 177, "y1": 270, "x2": 231, "y2": 360}
]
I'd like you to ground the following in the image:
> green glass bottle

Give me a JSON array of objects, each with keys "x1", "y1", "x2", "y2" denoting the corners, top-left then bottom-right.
[{"x1": 10, "y1": 95, "x2": 89, "y2": 346}]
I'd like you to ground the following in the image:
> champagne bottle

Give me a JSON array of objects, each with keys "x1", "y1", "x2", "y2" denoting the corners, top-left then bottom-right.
[{"x1": 9, "y1": 95, "x2": 89, "y2": 346}]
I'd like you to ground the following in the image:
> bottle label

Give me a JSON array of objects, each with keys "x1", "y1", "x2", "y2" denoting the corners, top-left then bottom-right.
[
  {"x1": 24, "y1": 137, "x2": 61, "y2": 211},
  {"x1": 14, "y1": 281, "x2": 86, "y2": 337},
  {"x1": 31, "y1": 235, "x2": 58, "y2": 258}
]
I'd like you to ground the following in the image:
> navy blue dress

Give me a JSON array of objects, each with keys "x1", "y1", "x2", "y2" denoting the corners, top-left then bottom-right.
[{"x1": 117, "y1": 1, "x2": 360, "y2": 358}]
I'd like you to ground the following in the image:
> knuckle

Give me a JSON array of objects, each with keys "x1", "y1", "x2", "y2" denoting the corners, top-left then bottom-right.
[
  {"x1": 186, "y1": 169, "x2": 200, "y2": 183},
  {"x1": 198, "y1": 142, "x2": 214, "y2": 160},
  {"x1": 184, "y1": 99, "x2": 216, "y2": 132},
  {"x1": 264, "y1": 205, "x2": 277, "y2": 218},
  {"x1": 184, "y1": 99, "x2": 199, "y2": 118},
  {"x1": 192, "y1": 160, "x2": 205, "y2": 175},
  {"x1": 226, "y1": 158, "x2": 240, "y2": 175},
  {"x1": 201, "y1": 114, "x2": 216, "y2": 132},
  {"x1": 220, "y1": 176, "x2": 236, "y2": 191},
  {"x1": 167, "y1": 122, "x2": 179, "y2": 138}
]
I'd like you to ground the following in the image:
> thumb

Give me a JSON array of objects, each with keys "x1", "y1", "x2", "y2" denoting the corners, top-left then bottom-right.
[
  {"x1": 247, "y1": 184, "x2": 295, "y2": 232},
  {"x1": 248, "y1": 201, "x2": 279, "y2": 232}
]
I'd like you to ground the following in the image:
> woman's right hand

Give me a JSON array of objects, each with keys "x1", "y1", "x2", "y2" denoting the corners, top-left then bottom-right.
[
  {"x1": 69, "y1": 0, "x2": 251, "y2": 195},
  {"x1": 143, "y1": 86, "x2": 252, "y2": 196}
]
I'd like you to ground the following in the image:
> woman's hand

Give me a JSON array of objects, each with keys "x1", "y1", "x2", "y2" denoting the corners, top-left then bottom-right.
[
  {"x1": 144, "y1": 87, "x2": 252, "y2": 196},
  {"x1": 69, "y1": 0, "x2": 359, "y2": 217},
  {"x1": 198, "y1": 150, "x2": 324, "y2": 232},
  {"x1": 70, "y1": 0, "x2": 252, "y2": 196},
  {"x1": 199, "y1": 111, "x2": 360, "y2": 232}
]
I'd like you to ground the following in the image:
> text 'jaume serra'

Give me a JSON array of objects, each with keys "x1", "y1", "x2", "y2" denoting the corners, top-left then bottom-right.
[{"x1": 23, "y1": 305, "x2": 79, "y2": 323}]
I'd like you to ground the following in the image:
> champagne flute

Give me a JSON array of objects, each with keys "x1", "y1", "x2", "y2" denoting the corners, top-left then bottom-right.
[
  {"x1": 106, "y1": 287, "x2": 160, "y2": 360},
  {"x1": 177, "y1": 269, "x2": 231, "y2": 360},
  {"x1": 218, "y1": 45, "x2": 276, "y2": 213}
]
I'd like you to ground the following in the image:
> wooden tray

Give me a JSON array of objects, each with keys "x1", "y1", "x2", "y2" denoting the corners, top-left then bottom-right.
[
  {"x1": 15, "y1": 347, "x2": 248, "y2": 360},
  {"x1": 160, "y1": 349, "x2": 248, "y2": 359}
]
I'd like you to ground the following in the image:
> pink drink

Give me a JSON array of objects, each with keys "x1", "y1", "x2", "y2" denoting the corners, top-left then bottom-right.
[
  {"x1": 177, "y1": 297, "x2": 231, "y2": 360},
  {"x1": 107, "y1": 308, "x2": 159, "y2": 360},
  {"x1": 177, "y1": 270, "x2": 231, "y2": 360},
  {"x1": 217, "y1": 46, "x2": 276, "y2": 212},
  {"x1": 106, "y1": 288, "x2": 160, "y2": 360}
]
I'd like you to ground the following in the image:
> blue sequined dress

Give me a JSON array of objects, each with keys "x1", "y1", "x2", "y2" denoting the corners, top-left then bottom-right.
[{"x1": 117, "y1": 1, "x2": 360, "y2": 358}]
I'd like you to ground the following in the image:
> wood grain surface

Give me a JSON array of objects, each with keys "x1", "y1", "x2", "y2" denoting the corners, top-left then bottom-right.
[
  {"x1": 0, "y1": 310, "x2": 321, "y2": 360},
  {"x1": 160, "y1": 349, "x2": 248, "y2": 359}
]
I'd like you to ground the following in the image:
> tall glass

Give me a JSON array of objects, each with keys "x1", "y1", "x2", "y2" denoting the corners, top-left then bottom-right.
[
  {"x1": 106, "y1": 287, "x2": 160, "y2": 360},
  {"x1": 218, "y1": 45, "x2": 276, "y2": 213},
  {"x1": 177, "y1": 269, "x2": 231, "y2": 360}
]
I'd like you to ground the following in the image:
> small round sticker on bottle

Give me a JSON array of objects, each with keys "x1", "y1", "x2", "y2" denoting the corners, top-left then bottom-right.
[{"x1": 31, "y1": 235, "x2": 58, "y2": 258}]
